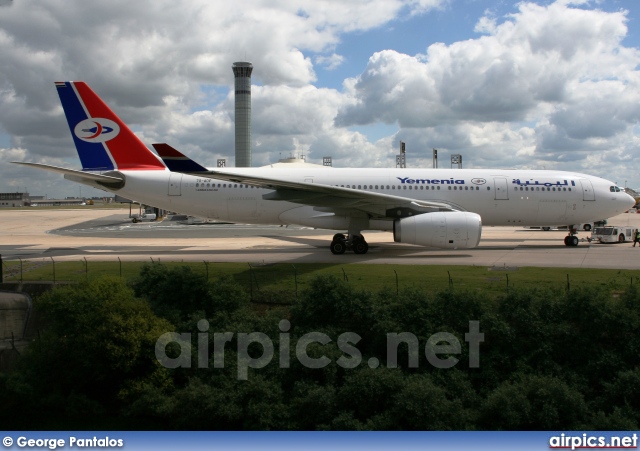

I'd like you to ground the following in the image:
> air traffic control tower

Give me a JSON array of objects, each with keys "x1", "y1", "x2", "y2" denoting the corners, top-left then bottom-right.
[{"x1": 232, "y1": 61, "x2": 253, "y2": 167}]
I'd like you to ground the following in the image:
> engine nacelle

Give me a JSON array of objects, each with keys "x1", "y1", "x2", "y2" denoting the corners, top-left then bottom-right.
[{"x1": 393, "y1": 212, "x2": 482, "y2": 249}]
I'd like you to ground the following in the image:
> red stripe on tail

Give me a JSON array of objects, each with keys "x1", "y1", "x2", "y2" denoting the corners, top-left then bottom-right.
[{"x1": 73, "y1": 82, "x2": 166, "y2": 171}]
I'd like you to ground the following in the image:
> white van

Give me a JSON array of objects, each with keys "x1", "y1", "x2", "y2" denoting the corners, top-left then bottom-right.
[{"x1": 590, "y1": 226, "x2": 637, "y2": 243}]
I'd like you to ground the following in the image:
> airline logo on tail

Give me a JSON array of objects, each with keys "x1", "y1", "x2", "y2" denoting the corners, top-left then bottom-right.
[
  {"x1": 74, "y1": 118, "x2": 120, "y2": 143},
  {"x1": 55, "y1": 81, "x2": 166, "y2": 172}
]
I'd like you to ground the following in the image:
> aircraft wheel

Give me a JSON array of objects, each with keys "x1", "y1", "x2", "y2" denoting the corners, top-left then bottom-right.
[
  {"x1": 132, "y1": 218, "x2": 138, "y2": 223},
  {"x1": 330, "y1": 239, "x2": 347, "y2": 255},
  {"x1": 570, "y1": 236, "x2": 579, "y2": 246},
  {"x1": 564, "y1": 236, "x2": 570, "y2": 246},
  {"x1": 353, "y1": 239, "x2": 369, "y2": 255},
  {"x1": 332, "y1": 233, "x2": 346, "y2": 241}
]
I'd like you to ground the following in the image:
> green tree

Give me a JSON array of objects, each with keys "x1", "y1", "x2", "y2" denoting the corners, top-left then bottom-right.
[
  {"x1": 131, "y1": 263, "x2": 211, "y2": 323},
  {"x1": 291, "y1": 275, "x2": 375, "y2": 335},
  {"x1": 480, "y1": 374, "x2": 587, "y2": 429},
  {"x1": 3, "y1": 277, "x2": 173, "y2": 428}
]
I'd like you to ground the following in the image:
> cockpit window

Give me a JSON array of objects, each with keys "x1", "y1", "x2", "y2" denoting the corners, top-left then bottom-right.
[{"x1": 610, "y1": 186, "x2": 622, "y2": 192}]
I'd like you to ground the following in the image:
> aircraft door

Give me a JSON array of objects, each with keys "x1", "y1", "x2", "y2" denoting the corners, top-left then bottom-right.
[
  {"x1": 169, "y1": 173, "x2": 183, "y2": 196},
  {"x1": 579, "y1": 179, "x2": 595, "y2": 201},
  {"x1": 494, "y1": 177, "x2": 509, "y2": 200}
]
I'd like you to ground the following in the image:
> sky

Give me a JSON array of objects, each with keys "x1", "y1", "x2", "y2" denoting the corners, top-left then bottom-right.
[{"x1": 1, "y1": 0, "x2": 639, "y2": 198}]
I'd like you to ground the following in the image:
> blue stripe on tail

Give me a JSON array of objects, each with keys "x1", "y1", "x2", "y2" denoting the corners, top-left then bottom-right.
[{"x1": 55, "y1": 82, "x2": 115, "y2": 171}]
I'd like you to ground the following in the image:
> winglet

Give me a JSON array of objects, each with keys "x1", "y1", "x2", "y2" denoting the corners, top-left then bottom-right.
[{"x1": 152, "y1": 143, "x2": 208, "y2": 173}]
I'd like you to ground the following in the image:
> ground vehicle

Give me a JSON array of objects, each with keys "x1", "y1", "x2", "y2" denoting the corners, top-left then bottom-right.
[
  {"x1": 525, "y1": 223, "x2": 593, "y2": 231},
  {"x1": 590, "y1": 226, "x2": 637, "y2": 243},
  {"x1": 561, "y1": 223, "x2": 593, "y2": 231},
  {"x1": 131, "y1": 212, "x2": 157, "y2": 223},
  {"x1": 130, "y1": 205, "x2": 157, "y2": 223}
]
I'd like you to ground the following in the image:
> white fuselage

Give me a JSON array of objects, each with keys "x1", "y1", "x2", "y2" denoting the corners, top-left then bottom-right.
[{"x1": 109, "y1": 167, "x2": 633, "y2": 231}]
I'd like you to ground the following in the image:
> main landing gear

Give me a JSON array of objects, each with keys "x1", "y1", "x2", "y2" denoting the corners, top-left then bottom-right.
[
  {"x1": 563, "y1": 226, "x2": 579, "y2": 247},
  {"x1": 330, "y1": 233, "x2": 369, "y2": 255}
]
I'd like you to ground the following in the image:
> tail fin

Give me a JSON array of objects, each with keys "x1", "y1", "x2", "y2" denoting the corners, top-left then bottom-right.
[
  {"x1": 152, "y1": 143, "x2": 208, "y2": 173},
  {"x1": 55, "y1": 81, "x2": 166, "y2": 171}
]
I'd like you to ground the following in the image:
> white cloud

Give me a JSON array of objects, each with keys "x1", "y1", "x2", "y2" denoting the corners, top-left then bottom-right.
[
  {"x1": 0, "y1": 0, "x2": 447, "y2": 195},
  {"x1": 0, "y1": 0, "x2": 639, "y2": 195},
  {"x1": 315, "y1": 53, "x2": 345, "y2": 71},
  {"x1": 335, "y1": 1, "x2": 640, "y2": 180}
]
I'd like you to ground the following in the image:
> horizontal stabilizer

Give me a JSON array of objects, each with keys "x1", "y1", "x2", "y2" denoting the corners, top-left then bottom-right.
[{"x1": 12, "y1": 162, "x2": 125, "y2": 188}]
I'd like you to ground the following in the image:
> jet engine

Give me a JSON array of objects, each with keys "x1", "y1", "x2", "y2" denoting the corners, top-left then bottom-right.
[{"x1": 393, "y1": 211, "x2": 482, "y2": 249}]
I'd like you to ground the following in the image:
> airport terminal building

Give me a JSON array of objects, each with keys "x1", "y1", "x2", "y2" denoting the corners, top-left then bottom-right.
[
  {"x1": 0, "y1": 192, "x2": 87, "y2": 208},
  {"x1": 0, "y1": 192, "x2": 29, "y2": 208}
]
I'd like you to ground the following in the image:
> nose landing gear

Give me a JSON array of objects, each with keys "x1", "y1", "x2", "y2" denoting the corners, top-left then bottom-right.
[{"x1": 564, "y1": 226, "x2": 580, "y2": 247}]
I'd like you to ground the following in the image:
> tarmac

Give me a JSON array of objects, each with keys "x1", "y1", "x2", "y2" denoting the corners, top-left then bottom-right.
[{"x1": 1, "y1": 207, "x2": 640, "y2": 269}]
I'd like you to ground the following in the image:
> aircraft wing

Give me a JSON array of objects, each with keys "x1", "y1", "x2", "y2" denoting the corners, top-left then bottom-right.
[
  {"x1": 12, "y1": 162, "x2": 125, "y2": 189},
  {"x1": 196, "y1": 171, "x2": 462, "y2": 217},
  {"x1": 152, "y1": 144, "x2": 464, "y2": 218}
]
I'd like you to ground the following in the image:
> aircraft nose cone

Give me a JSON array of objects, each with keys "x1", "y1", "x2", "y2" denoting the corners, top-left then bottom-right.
[{"x1": 625, "y1": 193, "x2": 636, "y2": 209}]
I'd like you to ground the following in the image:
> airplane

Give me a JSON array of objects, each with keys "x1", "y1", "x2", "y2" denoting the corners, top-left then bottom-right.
[{"x1": 13, "y1": 81, "x2": 636, "y2": 254}]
